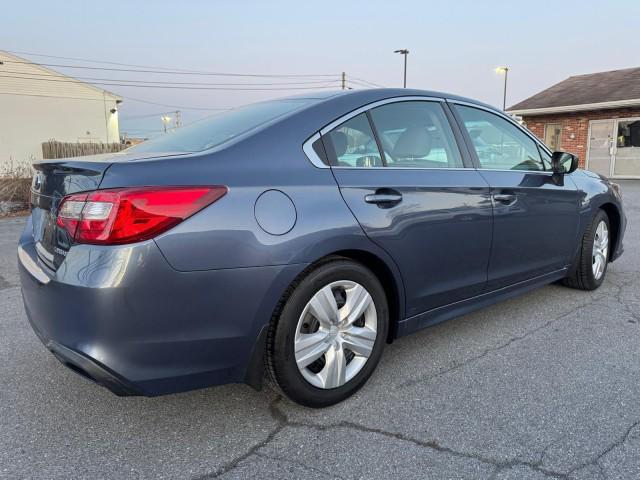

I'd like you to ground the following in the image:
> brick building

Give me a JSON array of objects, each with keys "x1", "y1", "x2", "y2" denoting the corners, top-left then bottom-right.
[{"x1": 508, "y1": 67, "x2": 640, "y2": 178}]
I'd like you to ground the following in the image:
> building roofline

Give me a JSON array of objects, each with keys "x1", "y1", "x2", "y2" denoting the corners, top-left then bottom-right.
[
  {"x1": 0, "y1": 50, "x2": 123, "y2": 102},
  {"x1": 508, "y1": 98, "x2": 640, "y2": 116}
]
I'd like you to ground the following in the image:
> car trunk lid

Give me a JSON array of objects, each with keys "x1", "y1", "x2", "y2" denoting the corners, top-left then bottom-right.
[
  {"x1": 30, "y1": 159, "x2": 110, "y2": 269},
  {"x1": 30, "y1": 151, "x2": 185, "y2": 269}
]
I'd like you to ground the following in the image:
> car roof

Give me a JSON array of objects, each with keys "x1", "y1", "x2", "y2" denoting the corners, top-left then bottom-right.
[
  {"x1": 279, "y1": 88, "x2": 501, "y2": 114},
  {"x1": 266, "y1": 88, "x2": 504, "y2": 144}
]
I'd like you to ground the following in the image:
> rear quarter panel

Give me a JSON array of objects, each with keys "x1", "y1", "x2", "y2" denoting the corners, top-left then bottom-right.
[{"x1": 99, "y1": 112, "x2": 407, "y2": 319}]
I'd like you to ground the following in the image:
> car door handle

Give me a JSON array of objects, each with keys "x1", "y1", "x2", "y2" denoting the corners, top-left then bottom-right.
[
  {"x1": 364, "y1": 191, "x2": 403, "y2": 206},
  {"x1": 492, "y1": 193, "x2": 517, "y2": 205}
]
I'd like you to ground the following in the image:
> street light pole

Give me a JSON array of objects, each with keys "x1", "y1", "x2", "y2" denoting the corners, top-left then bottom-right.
[
  {"x1": 161, "y1": 115, "x2": 172, "y2": 133},
  {"x1": 394, "y1": 49, "x2": 409, "y2": 88},
  {"x1": 495, "y1": 66, "x2": 509, "y2": 110}
]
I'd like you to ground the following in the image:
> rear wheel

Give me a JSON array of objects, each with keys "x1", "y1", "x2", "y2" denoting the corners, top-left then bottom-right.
[
  {"x1": 563, "y1": 210, "x2": 610, "y2": 290},
  {"x1": 266, "y1": 259, "x2": 388, "y2": 408}
]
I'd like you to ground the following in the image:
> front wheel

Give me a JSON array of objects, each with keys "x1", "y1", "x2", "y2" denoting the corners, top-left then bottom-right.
[
  {"x1": 266, "y1": 259, "x2": 389, "y2": 408},
  {"x1": 563, "y1": 209, "x2": 610, "y2": 290}
]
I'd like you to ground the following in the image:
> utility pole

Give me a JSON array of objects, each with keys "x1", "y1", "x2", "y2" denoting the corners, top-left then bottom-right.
[
  {"x1": 394, "y1": 49, "x2": 409, "y2": 88},
  {"x1": 175, "y1": 110, "x2": 182, "y2": 128},
  {"x1": 341, "y1": 72, "x2": 346, "y2": 90}
]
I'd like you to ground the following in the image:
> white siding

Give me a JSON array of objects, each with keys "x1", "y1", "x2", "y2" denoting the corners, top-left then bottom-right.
[{"x1": 0, "y1": 51, "x2": 121, "y2": 170}]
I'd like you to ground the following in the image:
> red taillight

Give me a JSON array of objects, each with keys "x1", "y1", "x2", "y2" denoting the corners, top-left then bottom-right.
[{"x1": 56, "y1": 186, "x2": 227, "y2": 245}]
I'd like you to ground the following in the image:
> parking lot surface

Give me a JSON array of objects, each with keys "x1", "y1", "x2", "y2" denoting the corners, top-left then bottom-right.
[{"x1": 1, "y1": 181, "x2": 638, "y2": 480}]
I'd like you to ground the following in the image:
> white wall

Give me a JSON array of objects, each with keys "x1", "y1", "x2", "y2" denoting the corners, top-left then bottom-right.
[
  {"x1": 0, "y1": 94, "x2": 120, "y2": 170},
  {"x1": 0, "y1": 51, "x2": 121, "y2": 172}
]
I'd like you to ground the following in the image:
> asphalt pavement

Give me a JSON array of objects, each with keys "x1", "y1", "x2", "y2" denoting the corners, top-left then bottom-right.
[{"x1": 1, "y1": 181, "x2": 639, "y2": 480}]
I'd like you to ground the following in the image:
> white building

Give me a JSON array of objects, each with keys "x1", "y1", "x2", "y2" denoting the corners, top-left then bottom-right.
[{"x1": 0, "y1": 51, "x2": 121, "y2": 170}]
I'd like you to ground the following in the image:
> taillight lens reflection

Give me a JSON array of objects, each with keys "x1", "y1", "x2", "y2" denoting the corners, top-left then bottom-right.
[{"x1": 56, "y1": 186, "x2": 227, "y2": 245}]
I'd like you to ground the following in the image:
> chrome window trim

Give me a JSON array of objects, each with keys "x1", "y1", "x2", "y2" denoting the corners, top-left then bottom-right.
[
  {"x1": 330, "y1": 166, "x2": 469, "y2": 171},
  {"x1": 448, "y1": 99, "x2": 553, "y2": 157},
  {"x1": 302, "y1": 96, "x2": 446, "y2": 169},
  {"x1": 302, "y1": 132, "x2": 326, "y2": 169},
  {"x1": 302, "y1": 96, "x2": 556, "y2": 172},
  {"x1": 475, "y1": 169, "x2": 553, "y2": 175},
  {"x1": 331, "y1": 166, "x2": 559, "y2": 174},
  {"x1": 319, "y1": 96, "x2": 445, "y2": 136}
]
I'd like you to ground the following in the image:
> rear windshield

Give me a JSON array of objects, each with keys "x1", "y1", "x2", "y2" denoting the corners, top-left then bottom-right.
[{"x1": 127, "y1": 99, "x2": 310, "y2": 153}]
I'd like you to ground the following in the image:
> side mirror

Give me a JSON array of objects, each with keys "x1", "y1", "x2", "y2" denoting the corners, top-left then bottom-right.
[{"x1": 551, "y1": 151, "x2": 579, "y2": 174}]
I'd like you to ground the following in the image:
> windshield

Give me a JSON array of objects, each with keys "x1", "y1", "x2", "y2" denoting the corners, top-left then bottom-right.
[{"x1": 127, "y1": 99, "x2": 311, "y2": 153}]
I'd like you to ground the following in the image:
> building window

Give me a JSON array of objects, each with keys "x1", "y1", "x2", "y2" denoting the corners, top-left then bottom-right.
[
  {"x1": 544, "y1": 123, "x2": 562, "y2": 151},
  {"x1": 614, "y1": 119, "x2": 640, "y2": 176},
  {"x1": 617, "y1": 120, "x2": 640, "y2": 148}
]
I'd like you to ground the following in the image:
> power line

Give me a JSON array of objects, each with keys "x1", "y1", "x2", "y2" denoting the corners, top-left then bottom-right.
[
  {"x1": 4, "y1": 50, "x2": 341, "y2": 79},
  {"x1": 0, "y1": 68, "x2": 342, "y2": 86},
  {"x1": 4, "y1": 51, "x2": 386, "y2": 87},
  {"x1": 0, "y1": 73, "x2": 341, "y2": 91},
  {"x1": 0, "y1": 89, "x2": 230, "y2": 111},
  {"x1": 5, "y1": 50, "x2": 224, "y2": 72},
  {"x1": 347, "y1": 80, "x2": 373, "y2": 89},
  {"x1": 120, "y1": 111, "x2": 184, "y2": 120},
  {"x1": 347, "y1": 76, "x2": 386, "y2": 88},
  {"x1": 0, "y1": 58, "x2": 338, "y2": 79},
  {"x1": 119, "y1": 95, "x2": 229, "y2": 111}
]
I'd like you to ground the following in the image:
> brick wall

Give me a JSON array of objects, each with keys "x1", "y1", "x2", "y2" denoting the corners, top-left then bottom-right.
[{"x1": 521, "y1": 107, "x2": 640, "y2": 167}]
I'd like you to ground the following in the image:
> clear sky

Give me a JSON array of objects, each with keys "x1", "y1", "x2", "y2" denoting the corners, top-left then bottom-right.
[{"x1": 3, "y1": 0, "x2": 640, "y2": 137}]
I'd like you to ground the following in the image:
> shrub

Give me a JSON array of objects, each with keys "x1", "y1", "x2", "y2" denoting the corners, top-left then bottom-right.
[{"x1": 0, "y1": 160, "x2": 32, "y2": 215}]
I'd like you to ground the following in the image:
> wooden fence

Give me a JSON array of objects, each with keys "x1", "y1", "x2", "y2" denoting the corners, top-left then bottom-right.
[{"x1": 42, "y1": 141, "x2": 126, "y2": 159}]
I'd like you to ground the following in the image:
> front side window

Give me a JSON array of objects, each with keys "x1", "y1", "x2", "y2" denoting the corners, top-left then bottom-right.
[
  {"x1": 455, "y1": 105, "x2": 544, "y2": 171},
  {"x1": 369, "y1": 101, "x2": 463, "y2": 168},
  {"x1": 325, "y1": 113, "x2": 383, "y2": 167}
]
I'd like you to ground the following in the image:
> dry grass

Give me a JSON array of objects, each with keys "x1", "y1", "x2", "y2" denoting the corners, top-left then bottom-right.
[
  {"x1": 0, "y1": 177, "x2": 31, "y2": 201},
  {"x1": 0, "y1": 160, "x2": 32, "y2": 216}
]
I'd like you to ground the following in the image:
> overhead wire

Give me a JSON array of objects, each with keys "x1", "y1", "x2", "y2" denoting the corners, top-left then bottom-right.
[{"x1": 0, "y1": 73, "x2": 341, "y2": 90}]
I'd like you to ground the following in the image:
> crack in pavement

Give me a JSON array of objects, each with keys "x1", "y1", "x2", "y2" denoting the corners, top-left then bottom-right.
[
  {"x1": 194, "y1": 396, "x2": 566, "y2": 480},
  {"x1": 193, "y1": 273, "x2": 640, "y2": 480},
  {"x1": 606, "y1": 273, "x2": 640, "y2": 324},
  {"x1": 192, "y1": 398, "x2": 288, "y2": 479},
  {"x1": 399, "y1": 293, "x2": 608, "y2": 389},
  {"x1": 194, "y1": 400, "x2": 640, "y2": 480},
  {"x1": 253, "y1": 452, "x2": 347, "y2": 480},
  {"x1": 566, "y1": 419, "x2": 640, "y2": 479}
]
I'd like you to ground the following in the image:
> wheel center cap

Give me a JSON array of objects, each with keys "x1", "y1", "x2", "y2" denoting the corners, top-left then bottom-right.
[{"x1": 328, "y1": 326, "x2": 339, "y2": 340}]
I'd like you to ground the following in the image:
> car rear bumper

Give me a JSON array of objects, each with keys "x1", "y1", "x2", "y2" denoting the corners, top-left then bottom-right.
[
  {"x1": 18, "y1": 216, "x2": 306, "y2": 396},
  {"x1": 45, "y1": 340, "x2": 141, "y2": 396}
]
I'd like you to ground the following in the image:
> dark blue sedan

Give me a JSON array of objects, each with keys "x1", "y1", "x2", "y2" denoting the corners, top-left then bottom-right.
[{"x1": 18, "y1": 89, "x2": 626, "y2": 407}]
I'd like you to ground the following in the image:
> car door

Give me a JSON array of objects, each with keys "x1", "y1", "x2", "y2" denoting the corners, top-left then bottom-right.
[
  {"x1": 320, "y1": 98, "x2": 493, "y2": 317},
  {"x1": 451, "y1": 102, "x2": 579, "y2": 290}
]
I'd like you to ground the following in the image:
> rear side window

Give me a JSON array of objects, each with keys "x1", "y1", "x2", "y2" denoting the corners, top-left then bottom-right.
[
  {"x1": 127, "y1": 99, "x2": 311, "y2": 153},
  {"x1": 455, "y1": 105, "x2": 544, "y2": 171},
  {"x1": 369, "y1": 101, "x2": 463, "y2": 168},
  {"x1": 325, "y1": 113, "x2": 383, "y2": 167}
]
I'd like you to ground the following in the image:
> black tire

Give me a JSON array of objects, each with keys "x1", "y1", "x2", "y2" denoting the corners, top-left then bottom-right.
[
  {"x1": 265, "y1": 258, "x2": 389, "y2": 408},
  {"x1": 563, "y1": 209, "x2": 610, "y2": 290}
]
